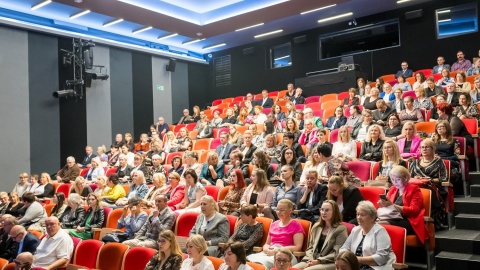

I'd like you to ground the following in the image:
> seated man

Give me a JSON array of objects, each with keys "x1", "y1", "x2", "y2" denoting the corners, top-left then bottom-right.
[
  {"x1": 215, "y1": 132, "x2": 236, "y2": 164},
  {"x1": 18, "y1": 192, "x2": 47, "y2": 231},
  {"x1": 178, "y1": 109, "x2": 192, "y2": 124},
  {"x1": 156, "y1": 117, "x2": 170, "y2": 136},
  {"x1": 373, "y1": 99, "x2": 394, "y2": 126},
  {"x1": 445, "y1": 82, "x2": 460, "y2": 107},
  {"x1": 257, "y1": 89, "x2": 274, "y2": 108},
  {"x1": 282, "y1": 83, "x2": 295, "y2": 100},
  {"x1": 395, "y1": 61, "x2": 413, "y2": 78},
  {"x1": 78, "y1": 146, "x2": 97, "y2": 168},
  {"x1": 290, "y1": 88, "x2": 306, "y2": 104},
  {"x1": 32, "y1": 217, "x2": 74, "y2": 269},
  {"x1": 0, "y1": 215, "x2": 18, "y2": 261},
  {"x1": 194, "y1": 111, "x2": 208, "y2": 130},
  {"x1": 9, "y1": 225, "x2": 40, "y2": 262},
  {"x1": 425, "y1": 76, "x2": 445, "y2": 97},
  {"x1": 451, "y1": 50, "x2": 472, "y2": 72},
  {"x1": 0, "y1": 192, "x2": 9, "y2": 216},
  {"x1": 123, "y1": 194, "x2": 176, "y2": 249},
  {"x1": 14, "y1": 252, "x2": 33, "y2": 270},
  {"x1": 112, "y1": 133, "x2": 124, "y2": 146},
  {"x1": 56, "y1": 156, "x2": 80, "y2": 183},
  {"x1": 432, "y1": 56, "x2": 450, "y2": 74}
]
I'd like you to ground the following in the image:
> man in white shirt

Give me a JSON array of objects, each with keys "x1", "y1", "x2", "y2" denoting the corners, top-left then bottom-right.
[{"x1": 32, "y1": 217, "x2": 73, "y2": 270}]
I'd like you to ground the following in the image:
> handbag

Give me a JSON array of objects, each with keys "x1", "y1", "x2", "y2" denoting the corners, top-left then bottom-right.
[
  {"x1": 377, "y1": 205, "x2": 403, "y2": 220},
  {"x1": 102, "y1": 232, "x2": 129, "y2": 243}
]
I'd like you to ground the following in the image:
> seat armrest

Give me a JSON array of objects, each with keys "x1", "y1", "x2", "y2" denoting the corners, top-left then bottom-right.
[
  {"x1": 458, "y1": 155, "x2": 467, "y2": 160},
  {"x1": 424, "y1": 217, "x2": 434, "y2": 222},
  {"x1": 441, "y1": 182, "x2": 453, "y2": 187},
  {"x1": 218, "y1": 243, "x2": 226, "y2": 248},
  {"x1": 393, "y1": 263, "x2": 408, "y2": 269},
  {"x1": 293, "y1": 251, "x2": 306, "y2": 257},
  {"x1": 252, "y1": 247, "x2": 263, "y2": 252}
]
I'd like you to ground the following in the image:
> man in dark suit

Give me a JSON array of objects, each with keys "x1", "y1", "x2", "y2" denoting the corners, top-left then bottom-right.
[
  {"x1": 290, "y1": 88, "x2": 306, "y2": 104},
  {"x1": 373, "y1": 100, "x2": 394, "y2": 126},
  {"x1": 0, "y1": 215, "x2": 18, "y2": 261},
  {"x1": 78, "y1": 146, "x2": 97, "y2": 168},
  {"x1": 395, "y1": 61, "x2": 413, "y2": 78},
  {"x1": 257, "y1": 89, "x2": 274, "y2": 108},
  {"x1": 215, "y1": 132, "x2": 236, "y2": 164},
  {"x1": 9, "y1": 225, "x2": 40, "y2": 262},
  {"x1": 425, "y1": 77, "x2": 445, "y2": 97},
  {"x1": 432, "y1": 56, "x2": 450, "y2": 74},
  {"x1": 445, "y1": 82, "x2": 459, "y2": 107}
]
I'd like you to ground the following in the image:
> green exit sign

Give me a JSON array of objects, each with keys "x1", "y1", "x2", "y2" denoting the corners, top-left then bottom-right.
[{"x1": 156, "y1": 85, "x2": 164, "y2": 91}]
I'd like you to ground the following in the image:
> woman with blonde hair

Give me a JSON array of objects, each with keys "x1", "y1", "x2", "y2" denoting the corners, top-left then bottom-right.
[
  {"x1": 163, "y1": 131, "x2": 176, "y2": 153},
  {"x1": 359, "y1": 124, "x2": 385, "y2": 162},
  {"x1": 327, "y1": 175, "x2": 363, "y2": 223},
  {"x1": 124, "y1": 133, "x2": 135, "y2": 153},
  {"x1": 240, "y1": 168, "x2": 273, "y2": 218},
  {"x1": 93, "y1": 175, "x2": 109, "y2": 198},
  {"x1": 67, "y1": 193, "x2": 105, "y2": 240},
  {"x1": 332, "y1": 126, "x2": 357, "y2": 162},
  {"x1": 294, "y1": 200, "x2": 348, "y2": 270},
  {"x1": 144, "y1": 173, "x2": 169, "y2": 207},
  {"x1": 180, "y1": 235, "x2": 214, "y2": 270},
  {"x1": 59, "y1": 193, "x2": 85, "y2": 229},
  {"x1": 172, "y1": 127, "x2": 192, "y2": 152},
  {"x1": 469, "y1": 76, "x2": 480, "y2": 103},
  {"x1": 146, "y1": 230, "x2": 184, "y2": 270},
  {"x1": 373, "y1": 140, "x2": 407, "y2": 184},
  {"x1": 285, "y1": 101, "x2": 296, "y2": 119},
  {"x1": 199, "y1": 152, "x2": 225, "y2": 186},
  {"x1": 35, "y1": 173, "x2": 55, "y2": 199},
  {"x1": 71, "y1": 176, "x2": 93, "y2": 198},
  {"x1": 299, "y1": 148, "x2": 322, "y2": 184},
  {"x1": 229, "y1": 125, "x2": 243, "y2": 147},
  {"x1": 413, "y1": 86, "x2": 434, "y2": 110},
  {"x1": 248, "y1": 124, "x2": 263, "y2": 146}
]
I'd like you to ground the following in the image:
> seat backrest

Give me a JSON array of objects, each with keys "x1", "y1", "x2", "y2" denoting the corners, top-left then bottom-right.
[
  {"x1": 106, "y1": 208, "x2": 125, "y2": 229},
  {"x1": 73, "y1": 239, "x2": 104, "y2": 268},
  {"x1": 247, "y1": 262, "x2": 267, "y2": 270},
  {"x1": 342, "y1": 222, "x2": 355, "y2": 235},
  {"x1": 305, "y1": 102, "x2": 321, "y2": 111},
  {"x1": 204, "y1": 186, "x2": 220, "y2": 201},
  {"x1": 43, "y1": 203, "x2": 56, "y2": 217},
  {"x1": 97, "y1": 243, "x2": 129, "y2": 270},
  {"x1": 80, "y1": 168, "x2": 89, "y2": 177},
  {"x1": 461, "y1": 118, "x2": 478, "y2": 135},
  {"x1": 226, "y1": 215, "x2": 238, "y2": 236},
  {"x1": 70, "y1": 236, "x2": 82, "y2": 263},
  {"x1": 2, "y1": 262, "x2": 14, "y2": 270},
  {"x1": 415, "y1": 122, "x2": 436, "y2": 134},
  {"x1": 56, "y1": 184, "x2": 72, "y2": 198},
  {"x1": 122, "y1": 247, "x2": 157, "y2": 270},
  {"x1": 295, "y1": 219, "x2": 312, "y2": 251},
  {"x1": 193, "y1": 138, "x2": 212, "y2": 151},
  {"x1": 106, "y1": 167, "x2": 117, "y2": 177},
  {"x1": 319, "y1": 93, "x2": 338, "y2": 103},
  {"x1": 210, "y1": 138, "x2": 221, "y2": 149},
  {"x1": 0, "y1": 258, "x2": 8, "y2": 270},
  {"x1": 218, "y1": 186, "x2": 230, "y2": 201},
  {"x1": 122, "y1": 184, "x2": 130, "y2": 195},
  {"x1": 103, "y1": 206, "x2": 112, "y2": 227},
  {"x1": 346, "y1": 161, "x2": 372, "y2": 182},
  {"x1": 166, "y1": 152, "x2": 183, "y2": 165},
  {"x1": 358, "y1": 187, "x2": 385, "y2": 209},
  {"x1": 381, "y1": 224, "x2": 406, "y2": 264},
  {"x1": 338, "y1": 91, "x2": 349, "y2": 101},
  {"x1": 256, "y1": 217, "x2": 273, "y2": 246},
  {"x1": 329, "y1": 129, "x2": 339, "y2": 143},
  {"x1": 305, "y1": 96, "x2": 320, "y2": 104},
  {"x1": 175, "y1": 212, "x2": 200, "y2": 237},
  {"x1": 206, "y1": 256, "x2": 223, "y2": 270},
  {"x1": 371, "y1": 162, "x2": 380, "y2": 179}
]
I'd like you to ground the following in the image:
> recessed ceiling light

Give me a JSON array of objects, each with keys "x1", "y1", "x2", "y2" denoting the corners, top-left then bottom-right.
[
  {"x1": 103, "y1": 18, "x2": 123, "y2": 27},
  {"x1": 31, "y1": 0, "x2": 52, "y2": 10},
  {"x1": 301, "y1": 4, "x2": 336, "y2": 15},
  {"x1": 254, "y1": 29, "x2": 283, "y2": 38},
  {"x1": 397, "y1": 0, "x2": 411, "y2": 3},
  {"x1": 274, "y1": 55, "x2": 290, "y2": 61},
  {"x1": 70, "y1": 9, "x2": 90, "y2": 20},
  {"x1": 158, "y1": 33, "x2": 178, "y2": 40},
  {"x1": 203, "y1": 43, "x2": 226, "y2": 50},
  {"x1": 318, "y1": 12, "x2": 353, "y2": 23},
  {"x1": 132, "y1": 26, "x2": 152, "y2": 34},
  {"x1": 235, "y1": 23, "x2": 264, "y2": 32},
  {"x1": 183, "y1": 39, "x2": 205, "y2": 45}
]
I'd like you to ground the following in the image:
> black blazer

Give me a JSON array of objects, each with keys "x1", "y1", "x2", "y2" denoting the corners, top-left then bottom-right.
[
  {"x1": 240, "y1": 145, "x2": 257, "y2": 164},
  {"x1": 298, "y1": 183, "x2": 328, "y2": 219},
  {"x1": 372, "y1": 107, "x2": 394, "y2": 124},
  {"x1": 5, "y1": 203, "x2": 25, "y2": 218},
  {"x1": 82, "y1": 207, "x2": 105, "y2": 232},
  {"x1": 14, "y1": 232, "x2": 40, "y2": 258},
  {"x1": 60, "y1": 206, "x2": 86, "y2": 228},
  {"x1": 325, "y1": 116, "x2": 347, "y2": 130},
  {"x1": 0, "y1": 233, "x2": 15, "y2": 260},
  {"x1": 257, "y1": 97, "x2": 274, "y2": 108},
  {"x1": 116, "y1": 165, "x2": 133, "y2": 179},
  {"x1": 215, "y1": 143, "x2": 237, "y2": 164},
  {"x1": 36, "y1": 183, "x2": 54, "y2": 199},
  {"x1": 81, "y1": 153, "x2": 98, "y2": 168},
  {"x1": 388, "y1": 99, "x2": 405, "y2": 112},
  {"x1": 339, "y1": 186, "x2": 364, "y2": 223},
  {"x1": 343, "y1": 97, "x2": 360, "y2": 106},
  {"x1": 351, "y1": 121, "x2": 373, "y2": 140},
  {"x1": 446, "y1": 92, "x2": 460, "y2": 107}
]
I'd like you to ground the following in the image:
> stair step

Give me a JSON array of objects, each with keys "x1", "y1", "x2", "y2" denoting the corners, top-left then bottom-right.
[
  {"x1": 435, "y1": 229, "x2": 480, "y2": 255},
  {"x1": 454, "y1": 197, "x2": 480, "y2": 215},
  {"x1": 455, "y1": 213, "x2": 480, "y2": 230},
  {"x1": 435, "y1": 251, "x2": 480, "y2": 270},
  {"x1": 471, "y1": 185, "x2": 480, "y2": 197},
  {"x1": 469, "y1": 173, "x2": 480, "y2": 185}
]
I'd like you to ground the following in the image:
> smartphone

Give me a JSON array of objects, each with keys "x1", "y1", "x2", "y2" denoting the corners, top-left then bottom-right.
[{"x1": 379, "y1": 194, "x2": 388, "y2": 201}]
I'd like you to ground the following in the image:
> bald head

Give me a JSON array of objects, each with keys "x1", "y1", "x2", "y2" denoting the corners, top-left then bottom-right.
[
  {"x1": 15, "y1": 252, "x2": 33, "y2": 269},
  {"x1": 45, "y1": 216, "x2": 61, "y2": 237},
  {"x1": 10, "y1": 225, "x2": 26, "y2": 243}
]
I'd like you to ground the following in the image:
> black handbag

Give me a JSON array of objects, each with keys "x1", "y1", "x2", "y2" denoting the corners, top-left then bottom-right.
[{"x1": 102, "y1": 232, "x2": 129, "y2": 243}]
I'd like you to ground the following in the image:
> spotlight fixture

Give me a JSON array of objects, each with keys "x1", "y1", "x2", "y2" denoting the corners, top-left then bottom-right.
[
  {"x1": 132, "y1": 26, "x2": 152, "y2": 34},
  {"x1": 203, "y1": 43, "x2": 226, "y2": 50},
  {"x1": 70, "y1": 9, "x2": 90, "y2": 19},
  {"x1": 31, "y1": 0, "x2": 52, "y2": 10},
  {"x1": 318, "y1": 12, "x2": 353, "y2": 23},
  {"x1": 348, "y1": 19, "x2": 357, "y2": 26},
  {"x1": 103, "y1": 18, "x2": 123, "y2": 27},
  {"x1": 157, "y1": 33, "x2": 178, "y2": 40},
  {"x1": 254, "y1": 29, "x2": 283, "y2": 38},
  {"x1": 52, "y1": 89, "x2": 76, "y2": 98}
]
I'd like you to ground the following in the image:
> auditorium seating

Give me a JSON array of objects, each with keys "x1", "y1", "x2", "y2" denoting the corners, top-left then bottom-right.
[
  {"x1": 96, "y1": 242, "x2": 129, "y2": 270},
  {"x1": 122, "y1": 247, "x2": 157, "y2": 270}
]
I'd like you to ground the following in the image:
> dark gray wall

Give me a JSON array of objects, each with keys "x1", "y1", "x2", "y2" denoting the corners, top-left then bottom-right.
[{"x1": 171, "y1": 62, "x2": 190, "y2": 122}]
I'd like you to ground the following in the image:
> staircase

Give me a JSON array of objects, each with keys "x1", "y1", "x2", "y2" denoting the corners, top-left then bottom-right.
[{"x1": 435, "y1": 172, "x2": 480, "y2": 269}]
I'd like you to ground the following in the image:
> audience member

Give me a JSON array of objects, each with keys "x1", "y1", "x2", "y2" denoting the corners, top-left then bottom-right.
[
  {"x1": 362, "y1": 87, "x2": 381, "y2": 110},
  {"x1": 380, "y1": 83, "x2": 395, "y2": 103},
  {"x1": 119, "y1": 144, "x2": 135, "y2": 166},
  {"x1": 253, "y1": 106, "x2": 268, "y2": 124},
  {"x1": 413, "y1": 87, "x2": 434, "y2": 110},
  {"x1": 374, "y1": 77, "x2": 384, "y2": 93},
  {"x1": 78, "y1": 145, "x2": 97, "y2": 168},
  {"x1": 425, "y1": 76, "x2": 444, "y2": 97},
  {"x1": 18, "y1": 192, "x2": 46, "y2": 231},
  {"x1": 165, "y1": 173, "x2": 186, "y2": 210},
  {"x1": 357, "y1": 78, "x2": 367, "y2": 96},
  {"x1": 270, "y1": 165, "x2": 303, "y2": 216},
  {"x1": 383, "y1": 114, "x2": 403, "y2": 140},
  {"x1": 180, "y1": 235, "x2": 214, "y2": 270},
  {"x1": 432, "y1": 56, "x2": 450, "y2": 74},
  {"x1": 172, "y1": 128, "x2": 193, "y2": 152},
  {"x1": 116, "y1": 198, "x2": 148, "y2": 240},
  {"x1": 101, "y1": 174, "x2": 126, "y2": 207},
  {"x1": 49, "y1": 193, "x2": 67, "y2": 219},
  {"x1": 432, "y1": 121, "x2": 461, "y2": 182},
  {"x1": 283, "y1": 83, "x2": 295, "y2": 100},
  {"x1": 455, "y1": 72, "x2": 471, "y2": 91},
  {"x1": 451, "y1": 50, "x2": 472, "y2": 72},
  {"x1": 5, "y1": 193, "x2": 24, "y2": 218},
  {"x1": 372, "y1": 140, "x2": 407, "y2": 186},
  {"x1": 395, "y1": 61, "x2": 413, "y2": 78},
  {"x1": 33, "y1": 173, "x2": 54, "y2": 199},
  {"x1": 240, "y1": 131, "x2": 257, "y2": 164},
  {"x1": 437, "y1": 68, "x2": 455, "y2": 87},
  {"x1": 66, "y1": 193, "x2": 104, "y2": 240},
  {"x1": 359, "y1": 125, "x2": 385, "y2": 162},
  {"x1": 169, "y1": 156, "x2": 184, "y2": 176},
  {"x1": 220, "y1": 241, "x2": 253, "y2": 270},
  {"x1": 290, "y1": 88, "x2": 306, "y2": 105},
  {"x1": 229, "y1": 125, "x2": 244, "y2": 148},
  {"x1": 130, "y1": 154, "x2": 148, "y2": 178},
  {"x1": 303, "y1": 108, "x2": 323, "y2": 128},
  {"x1": 0, "y1": 215, "x2": 18, "y2": 261},
  {"x1": 299, "y1": 148, "x2": 321, "y2": 184},
  {"x1": 453, "y1": 92, "x2": 479, "y2": 121},
  {"x1": 135, "y1": 134, "x2": 150, "y2": 154},
  {"x1": 56, "y1": 157, "x2": 80, "y2": 183},
  {"x1": 147, "y1": 154, "x2": 167, "y2": 184},
  {"x1": 229, "y1": 205, "x2": 264, "y2": 255},
  {"x1": 124, "y1": 133, "x2": 135, "y2": 153},
  {"x1": 9, "y1": 225, "x2": 40, "y2": 261},
  {"x1": 178, "y1": 109, "x2": 192, "y2": 124},
  {"x1": 296, "y1": 110, "x2": 305, "y2": 130},
  {"x1": 115, "y1": 154, "x2": 133, "y2": 180},
  {"x1": 181, "y1": 151, "x2": 202, "y2": 179},
  {"x1": 297, "y1": 170, "x2": 328, "y2": 224},
  {"x1": 196, "y1": 120, "x2": 213, "y2": 139},
  {"x1": 271, "y1": 248, "x2": 295, "y2": 270},
  {"x1": 59, "y1": 193, "x2": 85, "y2": 229},
  {"x1": 273, "y1": 104, "x2": 286, "y2": 122},
  {"x1": 332, "y1": 126, "x2": 357, "y2": 162},
  {"x1": 413, "y1": 72, "x2": 428, "y2": 89},
  {"x1": 84, "y1": 157, "x2": 105, "y2": 181},
  {"x1": 397, "y1": 121, "x2": 422, "y2": 159},
  {"x1": 351, "y1": 109, "x2": 374, "y2": 142},
  {"x1": 317, "y1": 143, "x2": 360, "y2": 187},
  {"x1": 175, "y1": 169, "x2": 206, "y2": 215},
  {"x1": 344, "y1": 88, "x2": 360, "y2": 106},
  {"x1": 199, "y1": 152, "x2": 225, "y2": 186},
  {"x1": 335, "y1": 250, "x2": 360, "y2": 270},
  {"x1": 436, "y1": 102, "x2": 473, "y2": 147},
  {"x1": 191, "y1": 106, "x2": 201, "y2": 123},
  {"x1": 144, "y1": 173, "x2": 168, "y2": 207},
  {"x1": 467, "y1": 58, "x2": 480, "y2": 76},
  {"x1": 256, "y1": 89, "x2": 274, "y2": 108},
  {"x1": 327, "y1": 174, "x2": 364, "y2": 223},
  {"x1": 285, "y1": 101, "x2": 296, "y2": 119},
  {"x1": 272, "y1": 148, "x2": 302, "y2": 183},
  {"x1": 108, "y1": 144, "x2": 120, "y2": 167},
  {"x1": 240, "y1": 169, "x2": 273, "y2": 218},
  {"x1": 0, "y1": 192, "x2": 9, "y2": 217},
  {"x1": 223, "y1": 150, "x2": 250, "y2": 183},
  {"x1": 218, "y1": 169, "x2": 246, "y2": 215},
  {"x1": 325, "y1": 106, "x2": 347, "y2": 130},
  {"x1": 400, "y1": 96, "x2": 425, "y2": 124},
  {"x1": 429, "y1": 94, "x2": 446, "y2": 122},
  {"x1": 221, "y1": 108, "x2": 237, "y2": 126},
  {"x1": 345, "y1": 105, "x2": 362, "y2": 128},
  {"x1": 70, "y1": 176, "x2": 92, "y2": 198},
  {"x1": 25, "y1": 174, "x2": 39, "y2": 194},
  {"x1": 373, "y1": 100, "x2": 394, "y2": 126},
  {"x1": 216, "y1": 132, "x2": 236, "y2": 164},
  {"x1": 145, "y1": 230, "x2": 183, "y2": 270},
  {"x1": 13, "y1": 252, "x2": 34, "y2": 270},
  {"x1": 156, "y1": 117, "x2": 170, "y2": 136}
]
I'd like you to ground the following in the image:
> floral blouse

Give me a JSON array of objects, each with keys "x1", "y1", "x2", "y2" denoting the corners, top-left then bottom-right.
[
  {"x1": 398, "y1": 109, "x2": 424, "y2": 124},
  {"x1": 145, "y1": 252, "x2": 183, "y2": 270},
  {"x1": 219, "y1": 187, "x2": 246, "y2": 215},
  {"x1": 453, "y1": 105, "x2": 480, "y2": 122},
  {"x1": 413, "y1": 98, "x2": 434, "y2": 110},
  {"x1": 409, "y1": 157, "x2": 447, "y2": 183},
  {"x1": 229, "y1": 222, "x2": 264, "y2": 255}
]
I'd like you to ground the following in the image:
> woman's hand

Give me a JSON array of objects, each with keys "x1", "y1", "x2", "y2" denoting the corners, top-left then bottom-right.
[
  {"x1": 76, "y1": 226, "x2": 84, "y2": 232},
  {"x1": 218, "y1": 201, "x2": 225, "y2": 207},
  {"x1": 307, "y1": 260, "x2": 320, "y2": 266},
  {"x1": 208, "y1": 165, "x2": 215, "y2": 171},
  {"x1": 378, "y1": 199, "x2": 393, "y2": 208}
]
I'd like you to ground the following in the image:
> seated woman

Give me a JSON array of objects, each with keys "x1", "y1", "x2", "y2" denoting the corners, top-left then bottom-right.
[
  {"x1": 400, "y1": 96, "x2": 425, "y2": 124},
  {"x1": 252, "y1": 150, "x2": 275, "y2": 180},
  {"x1": 71, "y1": 176, "x2": 93, "y2": 198},
  {"x1": 180, "y1": 235, "x2": 214, "y2": 270},
  {"x1": 346, "y1": 105, "x2": 362, "y2": 129},
  {"x1": 134, "y1": 134, "x2": 150, "y2": 154},
  {"x1": 296, "y1": 110, "x2": 305, "y2": 130},
  {"x1": 428, "y1": 94, "x2": 446, "y2": 122},
  {"x1": 470, "y1": 76, "x2": 480, "y2": 103},
  {"x1": 380, "y1": 83, "x2": 395, "y2": 103},
  {"x1": 360, "y1": 84, "x2": 372, "y2": 105},
  {"x1": 143, "y1": 173, "x2": 169, "y2": 207},
  {"x1": 344, "y1": 88, "x2": 360, "y2": 107},
  {"x1": 116, "y1": 198, "x2": 148, "y2": 240},
  {"x1": 224, "y1": 150, "x2": 250, "y2": 183},
  {"x1": 437, "y1": 102, "x2": 474, "y2": 148},
  {"x1": 455, "y1": 72, "x2": 471, "y2": 92},
  {"x1": 393, "y1": 75, "x2": 412, "y2": 92},
  {"x1": 383, "y1": 114, "x2": 403, "y2": 141},
  {"x1": 93, "y1": 175, "x2": 109, "y2": 198},
  {"x1": 246, "y1": 199, "x2": 305, "y2": 269},
  {"x1": 67, "y1": 193, "x2": 105, "y2": 240},
  {"x1": 189, "y1": 195, "x2": 230, "y2": 257},
  {"x1": 146, "y1": 141, "x2": 165, "y2": 165},
  {"x1": 285, "y1": 101, "x2": 297, "y2": 119},
  {"x1": 229, "y1": 125, "x2": 244, "y2": 148},
  {"x1": 272, "y1": 148, "x2": 302, "y2": 183},
  {"x1": 359, "y1": 124, "x2": 385, "y2": 162},
  {"x1": 175, "y1": 169, "x2": 206, "y2": 215},
  {"x1": 196, "y1": 120, "x2": 213, "y2": 139},
  {"x1": 49, "y1": 192, "x2": 67, "y2": 219},
  {"x1": 351, "y1": 110, "x2": 374, "y2": 142},
  {"x1": 299, "y1": 148, "x2": 321, "y2": 184},
  {"x1": 34, "y1": 173, "x2": 54, "y2": 200},
  {"x1": 377, "y1": 166, "x2": 428, "y2": 244},
  {"x1": 253, "y1": 106, "x2": 268, "y2": 124},
  {"x1": 413, "y1": 72, "x2": 428, "y2": 90},
  {"x1": 221, "y1": 108, "x2": 238, "y2": 126},
  {"x1": 432, "y1": 120, "x2": 461, "y2": 183},
  {"x1": 397, "y1": 121, "x2": 422, "y2": 159},
  {"x1": 248, "y1": 124, "x2": 262, "y2": 147},
  {"x1": 340, "y1": 201, "x2": 396, "y2": 270},
  {"x1": 240, "y1": 168, "x2": 274, "y2": 218},
  {"x1": 436, "y1": 68, "x2": 455, "y2": 87},
  {"x1": 270, "y1": 165, "x2": 303, "y2": 218},
  {"x1": 163, "y1": 131, "x2": 176, "y2": 153},
  {"x1": 413, "y1": 86, "x2": 434, "y2": 110},
  {"x1": 362, "y1": 87, "x2": 381, "y2": 110},
  {"x1": 325, "y1": 106, "x2": 347, "y2": 131},
  {"x1": 258, "y1": 134, "x2": 278, "y2": 164},
  {"x1": 59, "y1": 193, "x2": 85, "y2": 229},
  {"x1": 108, "y1": 144, "x2": 120, "y2": 167},
  {"x1": 275, "y1": 132, "x2": 305, "y2": 163},
  {"x1": 145, "y1": 230, "x2": 184, "y2": 270},
  {"x1": 335, "y1": 251, "x2": 360, "y2": 270},
  {"x1": 294, "y1": 200, "x2": 348, "y2": 270},
  {"x1": 84, "y1": 157, "x2": 105, "y2": 181},
  {"x1": 169, "y1": 156, "x2": 184, "y2": 176},
  {"x1": 211, "y1": 110, "x2": 224, "y2": 128},
  {"x1": 284, "y1": 118, "x2": 301, "y2": 143},
  {"x1": 101, "y1": 174, "x2": 126, "y2": 207},
  {"x1": 273, "y1": 104, "x2": 286, "y2": 123},
  {"x1": 388, "y1": 88, "x2": 405, "y2": 113},
  {"x1": 236, "y1": 107, "x2": 249, "y2": 126},
  {"x1": 199, "y1": 152, "x2": 225, "y2": 186},
  {"x1": 272, "y1": 248, "x2": 296, "y2": 270},
  {"x1": 229, "y1": 205, "x2": 264, "y2": 256},
  {"x1": 327, "y1": 175, "x2": 364, "y2": 223},
  {"x1": 165, "y1": 172, "x2": 186, "y2": 210},
  {"x1": 371, "y1": 140, "x2": 407, "y2": 187},
  {"x1": 453, "y1": 92, "x2": 480, "y2": 122},
  {"x1": 181, "y1": 151, "x2": 202, "y2": 179},
  {"x1": 115, "y1": 171, "x2": 149, "y2": 208},
  {"x1": 219, "y1": 242, "x2": 253, "y2": 270},
  {"x1": 332, "y1": 126, "x2": 357, "y2": 162},
  {"x1": 115, "y1": 154, "x2": 132, "y2": 180},
  {"x1": 299, "y1": 119, "x2": 319, "y2": 154},
  {"x1": 5, "y1": 192, "x2": 24, "y2": 217},
  {"x1": 218, "y1": 169, "x2": 246, "y2": 215}
]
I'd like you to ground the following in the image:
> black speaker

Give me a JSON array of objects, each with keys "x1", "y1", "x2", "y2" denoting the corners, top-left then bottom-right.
[
  {"x1": 242, "y1": 47, "x2": 255, "y2": 55},
  {"x1": 166, "y1": 58, "x2": 176, "y2": 72},
  {"x1": 405, "y1": 9, "x2": 423, "y2": 20},
  {"x1": 293, "y1": 35, "x2": 307, "y2": 44}
]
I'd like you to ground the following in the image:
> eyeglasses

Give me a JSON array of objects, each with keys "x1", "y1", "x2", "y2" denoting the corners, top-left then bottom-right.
[
  {"x1": 420, "y1": 146, "x2": 432, "y2": 149},
  {"x1": 285, "y1": 152, "x2": 293, "y2": 155},
  {"x1": 157, "y1": 239, "x2": 167, "y2": 244},
  {"x1": 275, "y1": 259, "x2": 289, "y2": 264}
]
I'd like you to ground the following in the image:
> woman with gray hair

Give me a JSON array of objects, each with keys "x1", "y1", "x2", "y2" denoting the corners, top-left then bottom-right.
[
  {"x1": 84, "y1": 156, "x2": 105, "y2": 181},
  {"x1": 59, "y1": 193, "x2": 86, "y2": 229},
  {"x1": 189, "y1": 195, "x2": 230, "y2": 257},
  {"x1": 340, "y1": 201, "x2": 396, "y2": 270}
]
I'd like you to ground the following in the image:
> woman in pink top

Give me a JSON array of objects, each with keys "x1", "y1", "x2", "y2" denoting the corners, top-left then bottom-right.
[
  {"x1": 247, "y1": 199, "x2": 305, "y2": 270},
  {"x1": 397, "y1": 121, "x2": 422, "y2": 160}
]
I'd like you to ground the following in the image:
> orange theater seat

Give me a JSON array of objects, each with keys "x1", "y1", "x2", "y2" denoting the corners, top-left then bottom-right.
[
  {"x1": 96, "y1": 243, "x2": 129, "y2": 270},
  {"x1": 358, "y1": 187, "x2": 386, "y2": 209},
  {"x1": 44, "y1": 203, "x2": 55, "y2": 217},
  {"x1": 175, "y1": 212, "x2": 200, "y2": 237},
  {"x1": 204, "y1": 186, "x2": 220, "y2": 201},
  {"x1": 346, "y1": 161, "x2": 372, "y2": 182},
  {"x1": 70, "y1": 239, "x2": 104, "y2": 269},
  {"x1": 122, "y1": 247, "x2": 157, "y2": 270}
]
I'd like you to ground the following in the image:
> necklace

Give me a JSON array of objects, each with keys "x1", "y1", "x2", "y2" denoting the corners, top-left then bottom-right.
[{"x1": 422, "y1": 158, "x2": 433, "y2": 164}]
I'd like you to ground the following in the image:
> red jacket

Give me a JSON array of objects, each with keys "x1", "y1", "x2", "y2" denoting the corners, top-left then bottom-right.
[
  {"x1": 167, "y1": 184, "x2": 185, "y2": 210},
  {"x1": 387, "y1": 183, "x2": 428, "y2": 243}
]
